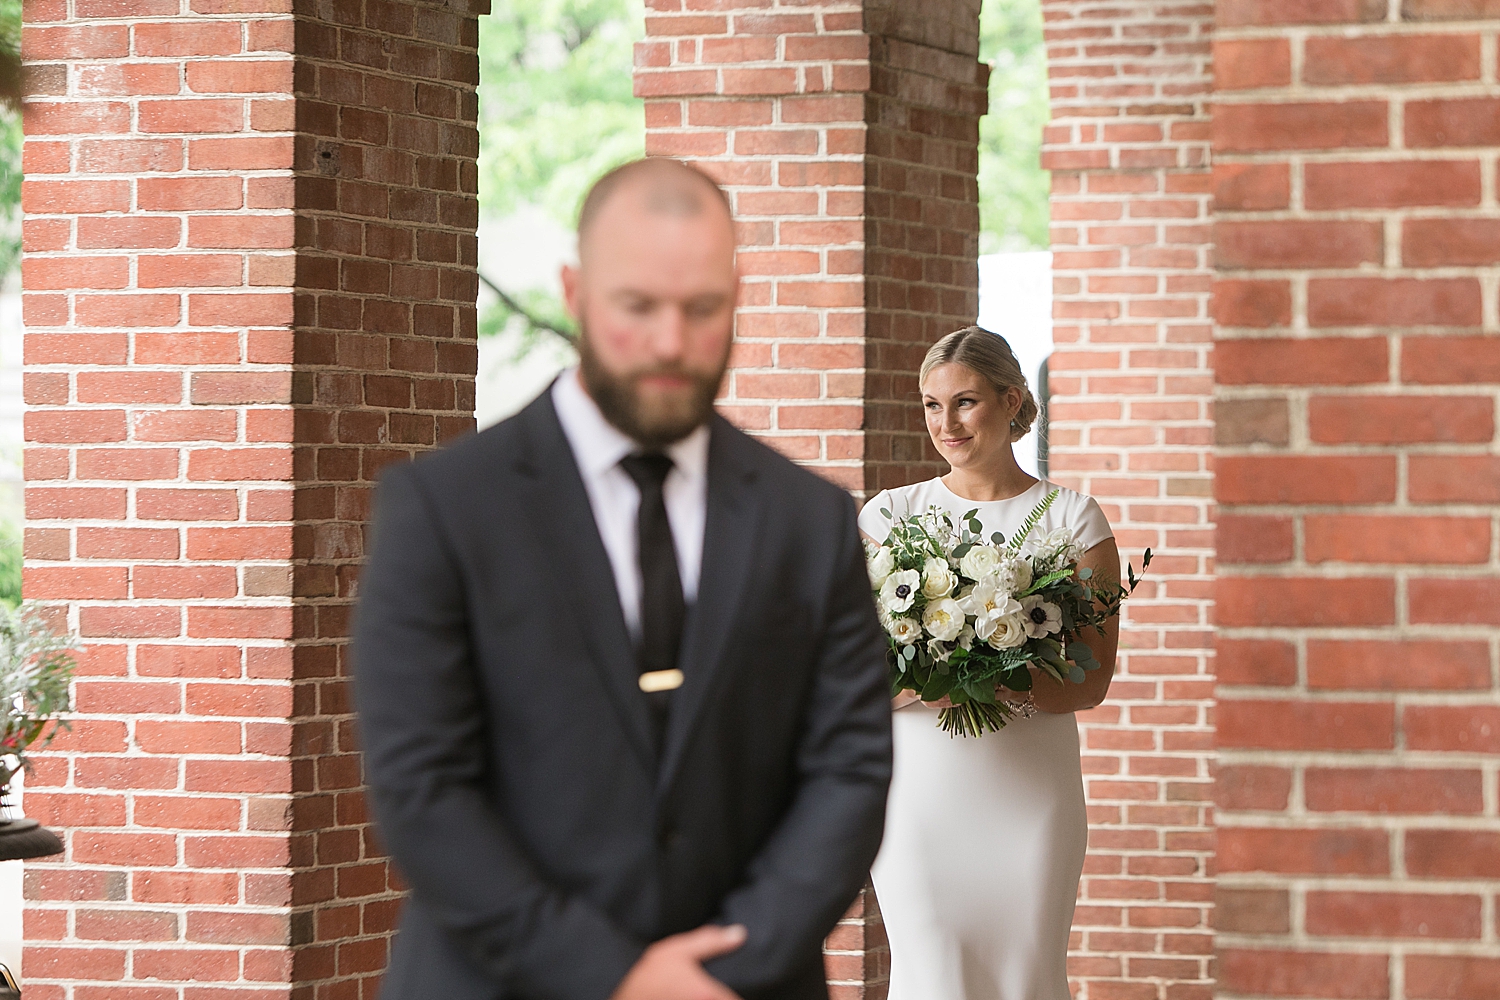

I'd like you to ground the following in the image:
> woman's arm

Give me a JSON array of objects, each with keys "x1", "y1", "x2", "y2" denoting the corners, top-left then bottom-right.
[{"x1": 1030, "y1": 537, "x2": 1121, "y2": 715}]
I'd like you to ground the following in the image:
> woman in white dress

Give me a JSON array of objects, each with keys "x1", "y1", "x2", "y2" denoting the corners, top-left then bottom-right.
[{"x1": 859, "y1": 327, "x2": 1121, "y2": 1000}]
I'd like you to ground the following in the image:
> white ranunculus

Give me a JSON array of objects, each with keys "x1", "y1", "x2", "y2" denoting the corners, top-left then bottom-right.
[
  {"x1": 1020, "y1": 594, "x2": 1062, "y2": 638},
  {"x1": 985, "y1": 613, "x2": 1028, "y2": 650},
  {"x1": 921, "y1": 557, "x2": 956, "y2": 600},
  {"x1": 958, "y1": 543, "x2": 1002, "y2": 581},
  {"x1": 866, "y1": 546, "x2": 895, "y2": 588},
  {"x1": 889, "y1": 616, "x2": 922, "y2": 646},
  {"x1": 879, "y1": 569, "x2": 920, "y2": 615},
  {"x1": 921, "y1": 597, "x2": 965, "y2": 642}
]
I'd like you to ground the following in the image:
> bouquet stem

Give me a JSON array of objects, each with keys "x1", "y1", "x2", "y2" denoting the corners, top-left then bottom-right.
[{"x1": 938, "y1": 701, "x2": 1016, "y2": 738}]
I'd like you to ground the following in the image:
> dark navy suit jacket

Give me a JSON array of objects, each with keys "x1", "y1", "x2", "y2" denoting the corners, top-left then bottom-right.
[{"x1": 352, "y1": 388, "x2": 892, "y2": 1000}]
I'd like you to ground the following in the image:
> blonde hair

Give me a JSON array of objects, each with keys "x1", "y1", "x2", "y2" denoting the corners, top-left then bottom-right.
[{"x1": 919, "y1": 326, "x2": 1039, "y2": 444}]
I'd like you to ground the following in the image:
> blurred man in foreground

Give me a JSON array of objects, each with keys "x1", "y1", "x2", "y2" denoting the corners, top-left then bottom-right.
[{"x1": 353, "y1": 158, "x2": 892, "y2": 1000}]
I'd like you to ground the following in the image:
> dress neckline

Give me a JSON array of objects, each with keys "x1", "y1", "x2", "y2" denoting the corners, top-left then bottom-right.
[{"x1": 931, "y1": 476, "x2": 1046, "y2": 507}]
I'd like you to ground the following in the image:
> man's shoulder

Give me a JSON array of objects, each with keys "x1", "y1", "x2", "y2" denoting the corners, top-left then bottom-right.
[{"x1": 386, "y1": 391, "x2": 549, "y2": 497}]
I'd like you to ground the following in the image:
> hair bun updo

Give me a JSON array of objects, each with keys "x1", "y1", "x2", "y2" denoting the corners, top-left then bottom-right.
[{"x1": 920, "y1": 326, "x2": 1039, "y2": 444}]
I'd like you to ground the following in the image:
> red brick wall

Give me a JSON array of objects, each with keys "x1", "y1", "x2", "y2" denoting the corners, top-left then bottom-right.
[
  {"x1": 19, "y1": 0, "x2": 479, "y2": 993},
  {"x1": 639, "y1": 0, "x2": 983, "y2": 500},
  {"x1": 1213, "y1": 4, "x2": 1500, "y2": 998},
  {"x1": 861, "y1": 0, "x2": 985, "y2": 493},
  {"x1": 1041, "y1": 3, "x2": 1217, "y2": 999}
]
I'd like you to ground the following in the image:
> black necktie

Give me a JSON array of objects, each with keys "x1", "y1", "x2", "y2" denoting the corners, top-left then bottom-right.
[{"x1": 619, "y1": 453, "x2": 686, "y2": 740}]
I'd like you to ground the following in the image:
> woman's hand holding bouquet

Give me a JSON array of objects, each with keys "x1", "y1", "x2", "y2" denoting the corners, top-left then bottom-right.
[{"x1": 866, "y1": 490, "x2": 1150, "y2": 737}]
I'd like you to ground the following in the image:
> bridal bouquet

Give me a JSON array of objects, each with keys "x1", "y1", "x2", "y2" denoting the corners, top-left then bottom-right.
[{"x1": 866, "y1": 490, "x2": 1150, "y2": 737}]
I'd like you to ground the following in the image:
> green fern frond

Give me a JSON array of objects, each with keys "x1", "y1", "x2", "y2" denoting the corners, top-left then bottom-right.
[{"x1": 1007, "y1": 488, "x2": 1060, "y2": 552}]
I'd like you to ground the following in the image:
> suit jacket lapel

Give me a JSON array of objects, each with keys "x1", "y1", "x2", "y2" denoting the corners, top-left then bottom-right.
[
  {"x1": 516, "y1": 391, "x2": 657, "y2": 771},
  {"x1": 658, "y1": 418, "x2": 762, "y2": 793}
]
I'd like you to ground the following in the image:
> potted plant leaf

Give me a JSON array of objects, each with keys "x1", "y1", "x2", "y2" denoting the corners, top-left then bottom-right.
[{"x1": 0, "y1": 603, "x2": 75, "y2": 860}]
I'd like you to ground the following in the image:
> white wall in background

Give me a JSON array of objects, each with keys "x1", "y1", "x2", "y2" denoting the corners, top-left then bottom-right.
[
  {"x1": 978, "y1": 251, "x2": 1054, "y2": 478},
  {"x1": 0, "y1": 285, "x2": 22, "y2": 519},
  {"x1": 475, "y1": 209, "x2": 577, "y2": 428}
]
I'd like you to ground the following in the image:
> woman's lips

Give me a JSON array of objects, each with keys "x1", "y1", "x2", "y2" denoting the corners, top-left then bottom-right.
[{"x1": 942, "y1": 436, "x2": 972, "y2": 448}]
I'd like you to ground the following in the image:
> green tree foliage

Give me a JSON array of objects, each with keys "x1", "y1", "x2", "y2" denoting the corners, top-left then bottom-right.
[
  {"x1": 978, "y1": 0, "x2": 1051, "y2": 253},
  {"x1": 477, "y1": 0, "x2": 644, "y2": 349},
  {"x1": 479, "y1": 0, "x2": 645, "y2": 227},
  {"x1": 0, "y1": 520, "x2": 19, "y2": 609},
  {"x1": 0, "y1": 0, "x2": 21, "y2": 278}
]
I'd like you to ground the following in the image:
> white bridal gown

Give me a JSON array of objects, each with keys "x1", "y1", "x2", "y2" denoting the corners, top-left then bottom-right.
[{"x1": 859, "y1": 478, "x2": 1114, "y2": 1000}]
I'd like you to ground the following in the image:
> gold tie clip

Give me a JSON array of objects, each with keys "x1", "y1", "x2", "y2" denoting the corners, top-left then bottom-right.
[{"x1": 639, "y1": 669, "x2": 684, "y2": 693}]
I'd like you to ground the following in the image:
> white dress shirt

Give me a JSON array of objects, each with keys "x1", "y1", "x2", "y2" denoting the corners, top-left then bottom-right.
[{"x1": 551, "y1": 368, "x2": 709, "y2": 639}]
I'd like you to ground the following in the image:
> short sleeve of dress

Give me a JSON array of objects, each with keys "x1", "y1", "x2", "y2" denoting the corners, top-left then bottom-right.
[
  {"x1": 1072, "y1": 494, "x2": 1114, "y2": 552},
  {"x1": 858, "y1": 489, "x2": 895, "y2": 542}
]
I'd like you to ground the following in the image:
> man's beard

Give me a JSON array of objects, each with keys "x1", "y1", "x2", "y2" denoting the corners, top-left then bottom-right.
[{"x1": 577, "y1": 324, "x2": 726, "y2": 450}]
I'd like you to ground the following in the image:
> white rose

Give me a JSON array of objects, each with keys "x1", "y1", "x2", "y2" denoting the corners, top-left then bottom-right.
[
  {"x1": 985, "y1": 613, "x2": 1028, "y2": 650},
  {"x1": 1008, "y1": 556, "x2": 1033, "y2": 593},
  {"x1": 889, "y1": 616, "x2": 922, "y2": 646},
  {"x1": 879, "y1": 569, "x2": 920, "y2": 615},
  {"x1": 866, "y1": 546, "x2": 895, "y2": 588},
  {"x1": 921, "y1": 597, "x2": 965, "y2": 642},
  {"x1": 958, "y1": 543, "x2": 1002, "y2": 581},
  {"x1": 921, "y1": 557, "x2": 956, "y2": 600},
  {"x1": 1020, "y1": 594, "x2": 1062, "y2": 638}
]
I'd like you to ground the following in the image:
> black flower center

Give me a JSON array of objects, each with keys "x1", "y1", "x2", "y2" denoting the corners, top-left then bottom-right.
[
  {"x1": 1029, "y1": 607, "x2": 1048, "y2": 624},
  {"x1": 895, "y1": 584, "x2": 911, "y2": 598}
]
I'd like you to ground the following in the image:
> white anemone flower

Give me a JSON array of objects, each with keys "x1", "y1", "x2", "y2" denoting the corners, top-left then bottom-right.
[
  {"x1": 921, "y1": 557, "x2": 957, "y2": 600},
  {"x1": 1020, "y1": 594, "x2": 1062, "y2": 638},
  {"x1": 921, "y1": 597, "x2": 965, "y2": 642},
  {"x1": 888, "y1": 616, "x2": 922, "y2": 646},
  {"x1": 879, "y1": 569, "x2": 921, "y2": 615}
]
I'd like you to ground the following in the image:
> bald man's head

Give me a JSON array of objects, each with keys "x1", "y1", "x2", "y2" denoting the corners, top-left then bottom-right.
[
  {"x1": 561, "y1": 158, "x2": 739, "y2": 449},
  {"x1": 576, "y1": 158, "x2": 734, "y2": 260}
]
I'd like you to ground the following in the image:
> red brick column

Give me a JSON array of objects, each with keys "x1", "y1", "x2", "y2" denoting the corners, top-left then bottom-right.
[
  {"x1": 1041, "y1": 3, "x2": 1217, "y2": 999},
  {"x1": 638, "y1": 0, "x2": 983, "y2": 498},
  {"x1": 638, "y1": 2, "x2": 985, "y2": 995},
  {"x1": 1213, "y1": 4, "x2": 1500, "y2": 998},
  {"x1": 20, "y1": 0, "x2": 478, "y2": 994}
]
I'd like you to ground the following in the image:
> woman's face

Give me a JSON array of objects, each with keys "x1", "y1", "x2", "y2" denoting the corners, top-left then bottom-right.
[{"x1": 921, "y1": 362, "x2": 1022, "y2": 470}]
